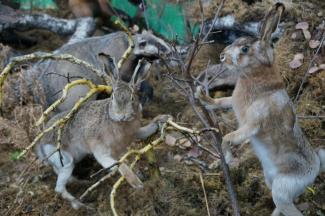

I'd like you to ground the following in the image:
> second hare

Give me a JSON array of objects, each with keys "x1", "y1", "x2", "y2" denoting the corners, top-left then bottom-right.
[{"x1": 196, "y1": 3, "x2": 325, "y2": 216}]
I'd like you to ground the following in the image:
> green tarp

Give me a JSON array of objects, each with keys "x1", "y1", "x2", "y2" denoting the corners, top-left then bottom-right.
[
  {"x1": 15, "y1": 0, "x2": 199, "y2": 43},
  {"x1": 112, "y1": 0, "x2": 199, "y2": 43}
]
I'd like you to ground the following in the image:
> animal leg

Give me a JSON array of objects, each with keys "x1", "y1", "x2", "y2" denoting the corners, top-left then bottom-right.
[
  {"x1": 46, "y1": 148, "x2": 83, "y2": 209},
  {"x1": 271, "y1": 175, "x2": 304, "y2": 216},
  {"x1": 195, "y1": 86, "x2": 232, "y2": 110},
  {"x1": 136, "y1": 114, "x2": 171, "y2": 139},
  {"x1": 222, "y1": 124, "x2": 258, "y2": 163},
  {"x1": 93, "y1": 150, "x2": 117, "y2": 168}
]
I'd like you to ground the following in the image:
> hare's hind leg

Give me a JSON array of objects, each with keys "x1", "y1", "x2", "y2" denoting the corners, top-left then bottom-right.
[
  {"x1": 271, "y1": 175, "x2": 304, "y2": 216},
  {"x1": 40, "y1": 144, "x2": 83, "y2": 209}
]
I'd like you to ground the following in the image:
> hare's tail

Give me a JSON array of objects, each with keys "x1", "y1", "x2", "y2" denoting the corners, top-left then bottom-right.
[{"x1": 317, "y1": 148, "x2": 325, "y2": 173}]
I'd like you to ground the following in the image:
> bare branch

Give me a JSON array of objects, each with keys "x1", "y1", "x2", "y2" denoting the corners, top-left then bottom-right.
[{"x1": 0, "y1": 6, "x2": 96, "y2": 45}]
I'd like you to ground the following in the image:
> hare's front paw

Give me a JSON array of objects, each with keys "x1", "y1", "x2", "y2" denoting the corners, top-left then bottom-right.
[
  {"x1": 154, "y1": 114, "x2": 173, "y2": 130},
  {"x1": 154, "y1": 114, "x2": 173, "y2": 124},
  {"x1": 194, "y1": 86, "x2": 215, "y2": 109}
]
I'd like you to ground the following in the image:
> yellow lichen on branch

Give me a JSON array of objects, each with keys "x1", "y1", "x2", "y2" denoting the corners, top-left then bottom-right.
[
  {"x1": 114, "y1": 19, "x2": 134, "y2": 69},
  {"x1": 0, "y1": 52, "x2": 112, "y2": 111},
  {"x1": 17, "y1": 83, "x2": 111, "y2": 159},
  {"x1": 36, "y1": 79, "x2": 112, "y2": 126}
]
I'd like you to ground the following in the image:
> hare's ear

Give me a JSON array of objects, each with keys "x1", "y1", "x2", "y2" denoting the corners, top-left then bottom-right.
[
  {"x1": 259, "y1": 3, "x2": 285, "y2": 44},
  {"x1": 98, "y1": 53, "x2": 120, "y2": 81},
  {"x1": 130, "y1": 59, "x2": 151, "y2": 87}
]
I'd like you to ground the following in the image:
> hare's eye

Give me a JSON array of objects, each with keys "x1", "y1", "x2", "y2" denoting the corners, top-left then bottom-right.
[
  {"x1": 241, "y1": 46, "x2": 249, "y2": 54},
  {"x1": 139, "y1": 40, "x2": 147, "y2": 48}
]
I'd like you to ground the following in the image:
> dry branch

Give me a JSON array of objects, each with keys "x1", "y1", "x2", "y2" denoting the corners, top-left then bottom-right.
[
  {"x1": 160, "y1": 1, "x2": 241, "y2": 215},
  {"x1": 199, "y1": 171, "x2": 211, "y2": 216},
  {"x1": 203, "y1": 15, "x2": 285, "y2": 42},
  {"x1": 0, "y1": 5, "x2": 96, "y2": 45},
  {"x1": 36, "y1": 79, "x2": 111, "y2": 125},
  {"x1": 114, "y1": 19, "x2": 135, "y2": 69},
  {"x1": 0, "y1": 52, "x2": 112, "y2": 111}
]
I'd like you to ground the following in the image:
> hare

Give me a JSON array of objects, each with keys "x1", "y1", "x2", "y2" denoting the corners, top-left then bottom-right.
[
  {"x1": 196, "y1": 3, "x2": 325, "y2": 216},
  {"x1": 36, "y1": 59, "x2": 171, "y2": 209},
  {"x1": 18, "y1": 31, "x2": 171, "y2": 113}
]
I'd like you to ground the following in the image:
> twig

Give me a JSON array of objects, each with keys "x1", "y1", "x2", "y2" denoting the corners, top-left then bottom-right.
[
  {"x1": 294, "y1": 33, "x2": 325, "y2": 104},
  {"x1": 199, "y1": 171, "x2": 211, "y2": 216},
  {"x1": 141, "y1": 0, "x2": 150, "y2": 30},
  {"x1": 90, "y1": 162, "x2": 119, "y2": 179},
  {"x1": 197, "y1": 143, "x2": 220, "y2": 159},
  {"x1": 297, "y1": 115, "x2": 325, "y2": 119},
  {"x1": 80, "y1": 167, "x2": 118, "y2": 201},
  {"x1": 201, "y1": 0, "x2": 225, "y2": 43},
  {"x1": 114, "y1": 19, "x2": 135, "y2": 69}
]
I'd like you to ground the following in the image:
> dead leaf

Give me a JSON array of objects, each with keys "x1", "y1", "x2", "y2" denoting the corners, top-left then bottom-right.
[
  {"x1": 118, "y1": 163, "x2": 143, "y2": 189},
  {"x1": 309, "y1": 40, "x2": 320, "y2": 48},
  {"x1": 173, "y1": 154, "x2": 183, "y2": 162},
  {"x1": 289, "y1": 53, "x2": 304, "y2": 69},
  {"x1": 295, "y1": 22, "x2": 309, "y2": 30},
  {"x1": 177, "y1": 138, "x2": 192, "y2": 148},
  {"x1": 187, "y1": 146, "x2": 200, "y2": 158},
  {"x1": 308, "y1": 64, "x2": 325, "y2": 74},
  {"x1": 295, "y1": 53, "x2": 304, "y2": 61},
  {"x1": 165, "y1": 133, "x2": 177, "y2": 146},
  {"x1": 308, "y1": 66, "x2": 319, "y2": 74},
  {"x1": 289, "y1": 59, "x2": 302, "y2": 69}
]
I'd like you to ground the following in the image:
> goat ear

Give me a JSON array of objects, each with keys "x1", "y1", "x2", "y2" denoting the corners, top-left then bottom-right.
[
  {"x1": 130, "y1": 59, "x2": 151, "y2": 87},
  {"x1": 259, "y1": 3, "x2": 285, "y2": 44},
  {"x1": 98, "y1": 53, "x2": 119, "y2": 81}
]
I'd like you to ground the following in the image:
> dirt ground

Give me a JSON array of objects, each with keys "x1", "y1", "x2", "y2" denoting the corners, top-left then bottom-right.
[{"x1": 0, "y1": 0, "x2": 325, "y2": 215}]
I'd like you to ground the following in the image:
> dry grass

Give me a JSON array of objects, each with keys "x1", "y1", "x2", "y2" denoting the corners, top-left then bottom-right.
[{"x1": 0, "y1": 0, "x2": 324, "y2": 215}]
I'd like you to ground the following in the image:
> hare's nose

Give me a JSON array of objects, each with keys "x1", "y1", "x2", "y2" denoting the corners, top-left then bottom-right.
[{"x1": 220, "y1": 52, "x2": 226, "y2": 62}]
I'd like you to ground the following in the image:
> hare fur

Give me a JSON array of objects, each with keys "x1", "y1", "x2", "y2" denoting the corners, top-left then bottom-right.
[
  {"x1": 196, "y1": 3, "x2": 324, "y2": 216},
  {"x1": 36, "y1": 60, "x2": 170, "y2": 209}
]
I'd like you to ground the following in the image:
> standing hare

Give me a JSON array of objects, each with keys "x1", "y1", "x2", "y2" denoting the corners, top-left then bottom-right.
[
  {"x1": 196, "y1": 3, "x2": 325, "y2": 216},
  {"x1": 36, "y1": 59, "x2": 171, "y2": 209}
]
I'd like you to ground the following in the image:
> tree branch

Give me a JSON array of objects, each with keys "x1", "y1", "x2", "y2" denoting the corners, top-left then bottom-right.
[{"x1": 0, "y1": 5, "x2": 96, "y2": 45}]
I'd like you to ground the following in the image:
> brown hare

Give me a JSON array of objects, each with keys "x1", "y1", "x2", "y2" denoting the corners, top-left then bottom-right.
[
  {"x1": 196, "y1": 3, "x2": 325, "y2": 216},
  {"x1": 36, "y1": 59, "x2": 171, "y2": 209}
]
